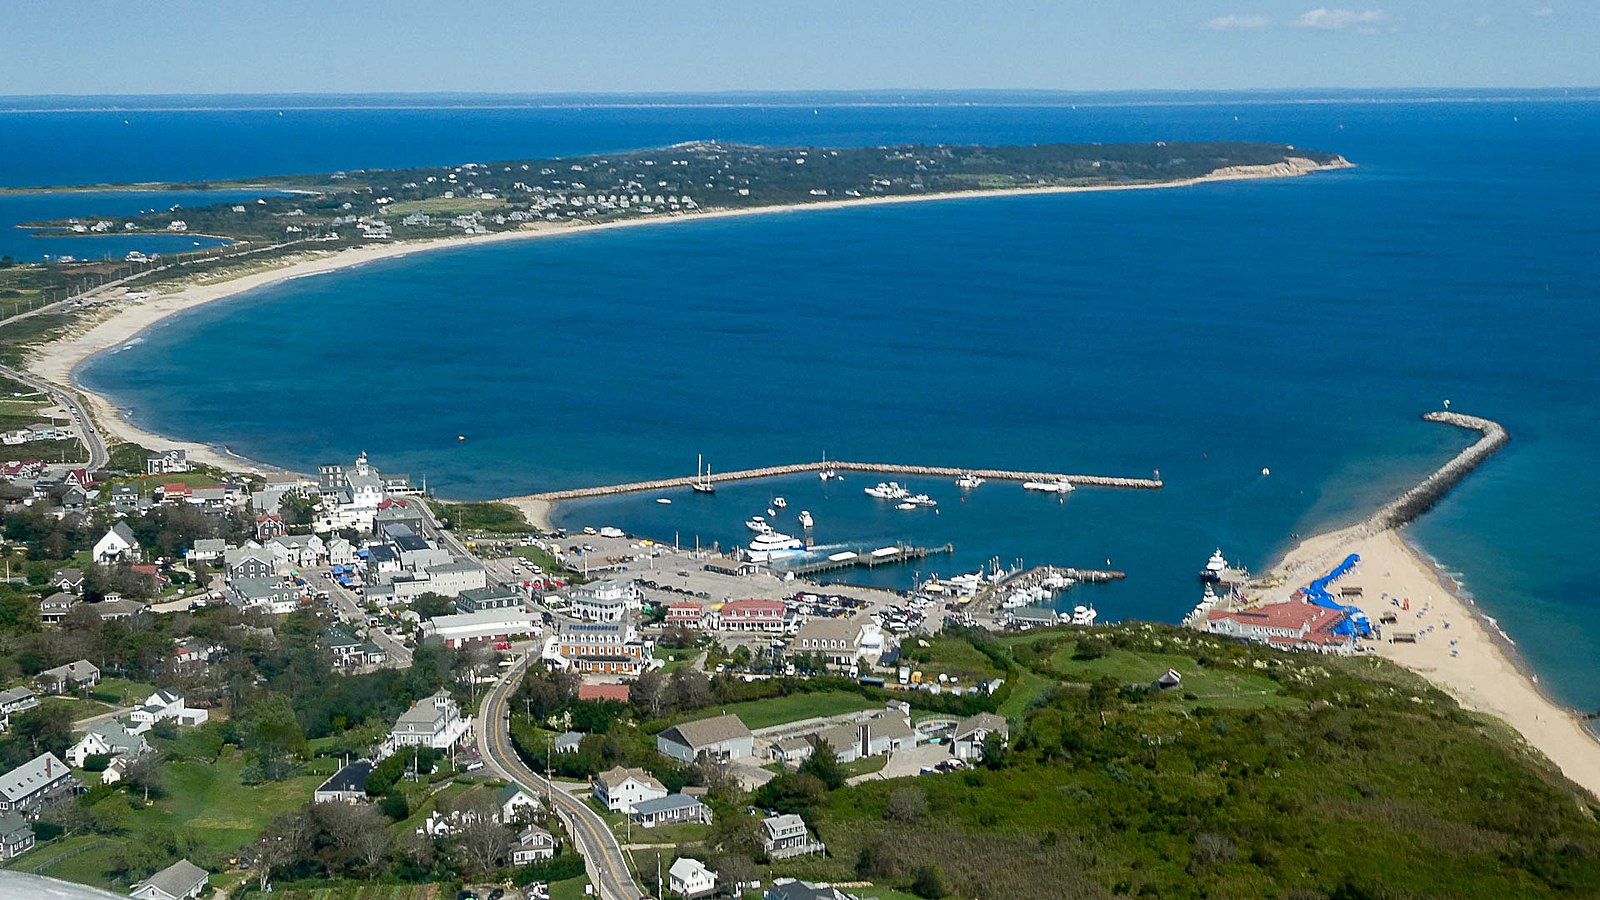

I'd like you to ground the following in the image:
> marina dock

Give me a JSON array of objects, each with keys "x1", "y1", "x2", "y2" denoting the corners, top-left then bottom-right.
[
  {"x1": 778, "y1": 543, "x2": 954, "y2": 576},
  {"x1": 515, "y1": 460, "x2": 1163, "y2": 502}
]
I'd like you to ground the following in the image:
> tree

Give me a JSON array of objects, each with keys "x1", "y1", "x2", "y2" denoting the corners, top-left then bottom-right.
[
  {"x1": 885, "y1": 785, "x2": 927, "y2": 823},
  {"x1": 799, "y1": 740, "x2": 846, "y2": 790},
  {"x1": 277, "y1": 490, "x2": 321, "y2": 528},
  {"x1": 410, "y1": 592, "x2": 455, "y2": 620},
  {"x1": 912, "y1": 864, "x2": 947, "y2": 899},
  {"x1": 239, "y1": 693, "x2": 307, "y2": 780},
  {"x1": 251, "y1": 808, "x2": 314, "y2": 892},
  {"x1": 665, "y1": 667, "x2": 711, "y2": 713},
  {"x1": 980, "y1": 731, "x2": 1011, "y2": 770},
  {"x1": 630, "y1": 669, "x2": 666, "y2": 719},
  {"x1": 451, "y1": 792, "x2": 512, "y2": 876},
  {"x1": 122, "y1": 754, "x2": 166, "y2": 801}
]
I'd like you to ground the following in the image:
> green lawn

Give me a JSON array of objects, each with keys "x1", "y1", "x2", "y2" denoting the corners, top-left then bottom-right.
[
  {"x1": 684, "y1": 691, "x2": 879, "y2": 731},
  {"x1": 43, "y1": 694, "x2": 115, "y2": 723},
  {"x1": 1048, "y1": 644, "x2": 1300, "y2": 710},
  {"x1": 549, "y1": 875, "x2": 591, "y2": 900},
  {"x1": 624, "y1": 820, "x2": 712, "y2": 846},
  {"x1": 841, "y1": 755, "x2": 889, "y2": 779},
  {"x1": 134, "y1": 750, "x2": 326, "y2": 857},
  {"x1": 898, "y1": 633, "x2": 1005, "y2": 684},
  {"x1": 997, "y1": 669, "x2": 1053, "y2": 718},
  {"x1": 89, "y1": 677, "x2": 158, "y2": 706},
  {"x1": 385, "y1": 196, "x2": 508, "y2": 216}
]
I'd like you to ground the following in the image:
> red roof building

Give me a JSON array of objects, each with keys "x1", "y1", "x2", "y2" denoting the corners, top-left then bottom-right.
[
  {"x1": 1206, "y1": 599, "x2": 1355, "y2": 654},
  {"x1": 715, "y1": 599, "x2": 789, "y2": 633},
  {"x1": 666, "y1": 603, "x2": 707, "y2": 628},
  {"x1": 577, "y1": 683, "x2": 633, "y2": 704}
]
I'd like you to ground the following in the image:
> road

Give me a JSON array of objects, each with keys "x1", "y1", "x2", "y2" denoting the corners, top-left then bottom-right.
[
  {"x1": 0, "y1": 360, "x2": 108, "y2": 472},
  {"x1": 321, "y1": 570, "x2": 414, "y2": 667},
  {"x1": 479, "y1": 658, "x2": 643, "y2": 900}
]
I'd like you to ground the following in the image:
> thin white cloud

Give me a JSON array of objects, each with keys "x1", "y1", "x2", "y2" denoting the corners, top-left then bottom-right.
[
  {"x1": 1206, "y1": 14, "x2": 1269, "y2": 30},
  {"x1": 1296, "y1": 8, "x2": 1386, "y2": 30},
  {"x1": 1533, "y1": 6, "x2": 1554, "y2": 17}
]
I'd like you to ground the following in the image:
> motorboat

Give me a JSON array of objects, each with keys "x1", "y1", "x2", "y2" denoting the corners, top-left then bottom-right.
[
  {"x1": 773, "y1": 497, "x2": 788, "y2": 509},
  {"x1": 798, "y1": 510, "x2": 814, "y2": 529},
  {"x1": 1022, "y1": 479, "x2": 1075, "y2": 494},
  {"x1": 1199, "y1": 548, "x2": 1228, "y2": 583},
  {"x1": 745, "y1": 516, "x2": 773, "y2": 533},
  {"x1": 895, "y1": 501, "x2": 917, "y2": 510},
  {"x1": 864, "y1": 481, "x2": 910, "y2": 500},
  {"x1": 747, "y1": 531, "x2": 806, "y2": 561},
  {"x1": 656, "y1": 498, "x2": 672, "y2": 505},
  {"x1": 955, "y1": 473, "x2": 984, "y2": 489},
  {"x1": 908, "y1": 493, "x2": 937, "y2": 507},
  {"x1": 1070, "y1": 604, "x2": 1098, "y2": 626}
]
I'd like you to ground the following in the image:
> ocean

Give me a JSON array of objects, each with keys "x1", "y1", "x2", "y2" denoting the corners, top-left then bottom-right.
[{"x1": 11, "y1": 92, "x2": 1593, "y2": 711}]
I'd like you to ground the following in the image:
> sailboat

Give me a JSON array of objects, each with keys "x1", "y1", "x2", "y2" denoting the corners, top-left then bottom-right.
[
  {"x1": 692, "y1": 454, "x2": 716, "y2": 494},
  {"x1": 818, "y1": 451, "x2": 838, "y2": 481}
]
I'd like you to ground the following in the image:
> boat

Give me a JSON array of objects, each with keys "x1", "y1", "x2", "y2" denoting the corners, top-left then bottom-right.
[
  {"x1": 819, "y1": 453, "x2": 839, "y2": 481},
  {"x1": 1198, "y1": 548, "x2": 1228, "y2": 583},
  {"x1": 864, "y1": 481, "x2": 910, "y2": 500},
  {"x1": 746, "y1": 531, "x2": 806, "y2": 561},
  {"x1": 895, "y1": 501, "x2": 917, "y2": 510},
  {"x1": 1022, "y1": 479, "x2": 1075, "y2": 494},
  {"x1": 656, "y1": 498, "x2": 672, "y2": 505},
  {"x1": 798, "y1": 510, "x2": 814, "y2": 529},
  {"x1": 772, "y1": 497, "x2": 788, "y2": 509},
  {"x1": 745, "y1": 515, "x2": 773, "y2": 533},
  {"x1": 692, "y1": 455, "x2": 716, "y2": 494},
  {"x1": 955, "y1": 472, "x2": 984, "y2": 489},
  {"x1": 908, "y1": 493, "x2": 937, "y2": 507},
  {"x1": 1070, "y1": 604, "x2": 1098, "y2": 626}
]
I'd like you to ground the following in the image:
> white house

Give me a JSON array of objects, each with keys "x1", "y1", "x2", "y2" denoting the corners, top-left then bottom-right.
[
  {"x1": 511, "y1": 825, "x2": 556, "y2": 866},
  {"x1": 656, "y1": 713, "x2": 754, "y2": 764},
  {"x1": 66, "y1": 721, "x2": 148, "y2": 766},
  {"x1": 129, "y1": 858, "x2": 208, "y2": 900},
  {"x1": 792, "y1": 617, "x2": 884, "y2": 668},
  {"x1": 92, "y1": 522, "x2": 139, "y2": 563},
  {"x1": 669, "y1": 857, "x2": 717, "y2": 898},
  {"x1": 420, "y1": 609, "x2": 538, "y2": 649},
  {"x1": 326, "y1": 536, "x2": 356, "y2": 566},
  {"x1": 267, "y1": 534, "x2": 325, "y2": 569},
  {"x1": 592, "y1": 765, "x2": 667, "y2": 813},
  {"x1": 951, "y1": 712, "x2": 1008, "y2": 761},
  {"x1": 385, "y1": 689, "x2": 472, "y2": 755},
  {"x1": 762, "y1": 813, "x2": 826, "y2": 860},
  {"x1": 568, "y1": 579, "x2": 642, "y2": 623}
]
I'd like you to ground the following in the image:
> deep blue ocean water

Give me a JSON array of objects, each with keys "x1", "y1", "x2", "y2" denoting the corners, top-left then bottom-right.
[{"x1": 18, "y1": 93, "x2": 1594, "y2": 710}]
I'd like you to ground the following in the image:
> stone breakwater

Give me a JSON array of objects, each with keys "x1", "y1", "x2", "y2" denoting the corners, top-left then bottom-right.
[
  {"x1": 514, "y1": 460, "x2": 1163, "y2": 503},
  {"x1": 1366, "y1": 411, "x2": 1510, "y2": 531}
]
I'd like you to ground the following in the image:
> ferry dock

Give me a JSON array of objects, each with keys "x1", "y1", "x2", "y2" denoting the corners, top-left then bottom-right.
[
  {"x1": 778, "y1": 543, "x2": 955, "y2": 576},
  {"x1": 516, "y1": 460, "x2": 1163, "y2": 502}
]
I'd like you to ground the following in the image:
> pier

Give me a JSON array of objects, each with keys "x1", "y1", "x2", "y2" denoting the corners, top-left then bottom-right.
[
  {"x1": 778, "y1": 543, "x2": 955, "y2": 576},
  {"x1": 514, "y1": 460, "x2": 1162, "y2": 503},
  {"x1": 1369, "y1": 411, "x2": 1510, "y2": 533}
]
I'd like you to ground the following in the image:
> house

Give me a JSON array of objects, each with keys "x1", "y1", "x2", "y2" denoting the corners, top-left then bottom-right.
[
  {"x1": 50, "y1": 567, "x2": 86, "y2": 595},
  {"x1": 61, "y1": 468, "x2": 92, "y2": 489},
  {"x1": 313, "y1": 760, "x2": 373, "y2": 803},
  {"x1": 770, "y1": 736, "x2": 815, "y2": 769},
  {"x1": 127, "y1": 689, "x2": 188, "y2": 729},
  {"x1": 813, "y1": 713, "x2": 915, "y2": 765},
  {"x1": 145, "y1": 449, "x2": 191, "y2": 475},
  {"x1": 186, "y1": 538, "x2": 226, "y2": 565},
  {"x1": 0, "y1": 811, "x2": 34, "y2": 860},
  {"x1": 656, "y1": 713, "x2": 753, "y2": 764},
  {"x1": 499, "y1": 784, "x2": 542, "y2": 824},
  {"x1": 1155, "y1": 668, "x2": 1183, "y2": 690},
  {"x1": 0, "y1": 687, "x2": 39, "y2": 717},
  {"x1": 792, "y1": 618, "x2": 877, "y2": 668},
  {"x1": 665, "y1": 602, "x2": 708, "y2": 629},
  {"x1": 321, "y1": 625, "x2": 387, "y2": 668},
  {"x1": 455, "y1": 584, "x2": 523, "y2": 614},
  {"x1": 66, "y1": 720, "x2": 149, "y2": 766},
  {"x1": 548, "y1": 619, "x2": 650, "y2": 676},
  {"x1": 93, "y1": 521, "x2": 139, "y2": 563},
  {"x1": 267, "y1": 533, "x2": 325, "y2": 569},
  {"x1": 568, "y1": 579, "x2": 641, "y2": 622},
  {"x1": 224, "y1": 546, "x2": 274, "y2": 579},
  {"x1": 952, "y1": 712, "x2": 1008, "y2": 761},
  {"x1": 60, "y1": 486, "x2": 88, "y2": 513},
  {"x1": 553, "y1": 731, "x2": 584, "y2": 754},
  {"x1": 0, "y1": 752, "x2": 77, "y2": 817},
  {"x1": 716, "y1": 598, "x2": 788, "y2": 633},
  {"x1": 592, "y1": 765, "x2": 667, "y2": 813},
  {"x1": 326, "y1": 536, "x2": 355, "y2": 566},
  {"x1": 36, "y1": 660, "x2": 99, "y2": 694},
  {"x1": 1206, "y1": 599, "x2": 1357, "y2": 654},
  {"x1": 39, "y1": 592, "x2": 79, "y2": 625},
  {"x1": 511, "y1": 825, "x2": 556, "y2": 865},
  {"x1": 765, "y1": 880, "x2": 859, "y2": 900},
  {"x1": 254, "y1": 513, "x2": 287, "y2": 541},
  {"x1": 129, "y1": 858, "x2": 209, "y2": 900},
  {"x1": 762, "y1": 813, "x2": 826, "y2": 860},
  {"x1": 100, "y1": 755, "x2": 134, "y2": 785},
  {"x1": 229, "y1": 576, "x2": 298, "y2": 614},
  {"x1": 629, "y1": 793, "x2": 712, "y2": 828},
  {"x1": 91, "y1": 599, "x2": 146, "y2": 621},
  {"x1": 111, "y1": 484, "x2": 141, "y2": 513},
  {"x1": 669, "y1": 857, "x2": 717, "y2": 898},
  {"x1": 386, "y1": 689, "x2": 472, "y2": 754}
]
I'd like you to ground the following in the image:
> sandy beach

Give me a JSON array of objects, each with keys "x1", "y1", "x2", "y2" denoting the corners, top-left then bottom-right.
[
  {"x1": 1264, "y1": 524, "x2": 1600, "y2": 799},
  {"x1": 21, "y1": 155, "x2": 1349, "y2": 482}
]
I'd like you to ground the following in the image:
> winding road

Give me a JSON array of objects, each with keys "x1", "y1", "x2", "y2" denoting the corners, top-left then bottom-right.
[
  {"x1": 479, "y1": 657, "x2": 643, "y2": 900},
  {"x1": 0, "y1": 360, "x2": 108, "y2": 472}
]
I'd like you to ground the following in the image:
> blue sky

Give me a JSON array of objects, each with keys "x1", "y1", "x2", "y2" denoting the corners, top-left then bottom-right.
[{"x1": 2, "y1": 1, "x2": 1594, "y2": 95}]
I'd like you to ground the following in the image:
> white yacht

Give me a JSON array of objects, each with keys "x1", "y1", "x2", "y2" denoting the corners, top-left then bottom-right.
[
  {"x1": 908, "y1": 493, "x2": 937, "y2": 507},
  {"x1": 772, "y1": 496, "x2": 788, "y2": 509},
  {"x1": 955, "y1": 472, "x2": 984, "y2": 489},
  {"x1": 747, "y1": 531, "x2": 806, "y2": 561},
  {"x1": 1022, "y1": 479, "x2": 1075, "y2": 494},
  {"x1": 1199, "y1": 548, "x2": 1228, "y2": 583},
  {"x1": 864, "y1": 481, "x2": 910, "y2": 500},
  {"x1": 798, "y1": 510, "x2": 814, "y2": 529},
  {"x1": 1070, "y1": 604, "x2": 1098, "y2": 626},
  {"x1": 656, "y1": 498, "x2": 672, "y2": 505},
  {"x1": 745, "y1": 516, "x2": 773, "y2": 534}
]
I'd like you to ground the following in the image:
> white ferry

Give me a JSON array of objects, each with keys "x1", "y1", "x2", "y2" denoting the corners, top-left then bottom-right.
[
  {"x1": 1022, "y1": 479, "x2": 1075, "y2": 494},
  {"x1": 747, "y1": 531, "x2": 806, "y2": 561}
]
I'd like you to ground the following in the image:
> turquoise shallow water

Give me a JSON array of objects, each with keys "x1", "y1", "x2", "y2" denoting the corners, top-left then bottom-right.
[{"x1": 50, "y1": 94, "x2": 1600, "y2": 711}]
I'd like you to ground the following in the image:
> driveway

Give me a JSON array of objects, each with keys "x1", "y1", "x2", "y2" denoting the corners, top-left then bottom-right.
[{"x1": 846, "y1": 741, "x2": 953, "y2": 785}]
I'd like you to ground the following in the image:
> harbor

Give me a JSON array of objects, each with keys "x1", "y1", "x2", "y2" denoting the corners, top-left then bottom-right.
[{"x1": 776, "y1": 542, "x2": 955, "y2": 576}]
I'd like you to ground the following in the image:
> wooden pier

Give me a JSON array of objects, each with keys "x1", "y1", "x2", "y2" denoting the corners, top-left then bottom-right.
[
  {"x1": 779, "y1": 543, "x2": 955, "y2": 576},
  {"x1": 513, "y1": 460, "x2": 1162, "y2": 503}
]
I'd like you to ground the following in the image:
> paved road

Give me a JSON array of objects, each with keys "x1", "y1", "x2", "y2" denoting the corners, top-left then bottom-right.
[
  {"x1": 321, "y1": 570, "x2": 414, "y2": 667},
  {"x1": 479, "y1": 658, "x2": 642, "y2": 900},
  {"x1": 0, "y1": 361, "x2": 108, "y2": 472}
]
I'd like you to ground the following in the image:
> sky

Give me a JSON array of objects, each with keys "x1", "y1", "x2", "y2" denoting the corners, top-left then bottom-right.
[{"x1": 1, "y1": 1, "x2": 1594, "y2": 96}]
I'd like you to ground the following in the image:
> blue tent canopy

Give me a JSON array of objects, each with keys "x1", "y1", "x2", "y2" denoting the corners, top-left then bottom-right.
[{"x1": 1297, "y1": 553, "x2": 1373, "y2": 638}]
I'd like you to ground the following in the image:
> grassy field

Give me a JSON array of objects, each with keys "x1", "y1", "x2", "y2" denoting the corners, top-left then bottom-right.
[
  {"x1": 1046, "y1": 642, "x2": 1299, "y2": 710},
  {"x1": 268, "y1": 883, "x2": 446, "y2": 900},
  {"x1": 996, "y1": 669, "x2": 1052, "y2": 718},
  {"x1": 89, "y1": 677, "x2": 158, "y2": 706},
  {"x1": 686, "y1": 691, "x2": 880, "y2": 731},
  {"x1": 429, "y1": 500, "x2": 530, "y2": 534},
  {"x1": 897, "y1": 633, "x2": 1005, "y2": 684},
  {"x1": 548, "y1": 876, "x2": 590, "y2": 900},
  {"x1": 840, "y1": 755, "x2": 889, "y2": 779},
  {"x1": 384, "y1": 196, "x2": 508, "y2": 216}
]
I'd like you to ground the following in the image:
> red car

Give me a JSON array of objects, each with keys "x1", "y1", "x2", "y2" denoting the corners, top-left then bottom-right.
[{"x1": 494, "y1": 642, "x2": 513, "y2": 650}]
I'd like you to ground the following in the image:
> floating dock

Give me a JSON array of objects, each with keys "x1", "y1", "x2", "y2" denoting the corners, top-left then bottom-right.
[{"x1": 515, "y1": 460, "x2": 1162, "y2": 502}]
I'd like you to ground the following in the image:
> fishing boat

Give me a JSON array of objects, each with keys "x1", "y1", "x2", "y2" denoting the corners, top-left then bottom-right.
[
  {"x1": 1198, "y1": 548, "x2": 1228, "y2": 583},
  {"x1": 691, "y1": 454, "x2": 716, "y2": 494},
  {"x1": 864, "y1": 481, "x2": 910, "y2": 500},
  {"x1": 772, "y1": 496, "x2": 788, "y2": 509},
  {"x1": 746, "y1": 531, "x2": 806, "y2": 561},
  {"x1": 1022, "y1": 479, "x2": 1074, "y2": 494},
  {"x1": 745, "y1": 515, "x2": 773, "y2": 533},
  {"x1": 798, "y1": 510, "x2": 814, "y2": 529},
  {"x1": 955, "y1": 472, "x2": 984, "y2": 489}
]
